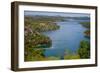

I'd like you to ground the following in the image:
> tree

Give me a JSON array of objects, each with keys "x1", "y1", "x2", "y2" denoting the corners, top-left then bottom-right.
[{"x1": 78, "y1": 40, "x2": 90, "y2": 59}]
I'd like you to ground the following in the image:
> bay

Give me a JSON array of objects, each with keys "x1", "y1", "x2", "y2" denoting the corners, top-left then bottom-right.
[{"x1": 43, "y1": 19, "x2": 89, "y2": 58}]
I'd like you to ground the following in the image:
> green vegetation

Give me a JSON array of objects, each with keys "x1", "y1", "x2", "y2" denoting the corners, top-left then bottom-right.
[
  {"x1": 80, "y1": 22, "x2": 90, "y2": 28},
  {"x1": 25, "y1": 31, "x2": 52, "y2": 48},
  {"x1": 80, "y1": 22, "x2": 90, "y2": 38},
  {"x1": 44, "y1": 56, "x2": 60, "y2": 60},
  {"x1": 24, "y1": 16, "x2": 61, "y2": 61},
  {"x1": 64, "y1": 49, "x2": 80, "y2": 60},
  {"x1": 78, "y1": 40, "x2": 90, "y2": 59},
  {"x1": 84, "y1": 30, "x2": 90, "y2": 38},
  {"x1": 66, "y1": 17, "x2": 90, "y2": 20},
  {"x1": 64, "y1": 54, "x2": 80, "y2": 59},
  {"x1": 78, "y1": 22, "x2": 90, "y2": 59},
  {"x1": 63, "y1": 40, "x2": 90, "y2": 60},
  {"x1": 25, "y1": 16, "x2": 60, "y2": 32},
  {"x1": 25, "y1": 48, "x2": 45, "y2": 61},
  {"x1": 64, "y1": 39, "x2": 90, "y2": 60}
]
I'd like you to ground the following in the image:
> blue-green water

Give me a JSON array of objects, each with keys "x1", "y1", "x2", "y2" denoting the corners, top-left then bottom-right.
[{"x1": 43, "y1": 19, "x2": 89, "y2": 57}]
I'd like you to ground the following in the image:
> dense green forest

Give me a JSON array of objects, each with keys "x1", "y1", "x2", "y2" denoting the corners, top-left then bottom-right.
[
  {"x1": 24, "y1": 16, "x2": 63, "y2": 61},
  {"x1": 78, "y1": 40, "x2": 90, "y2": 58}
]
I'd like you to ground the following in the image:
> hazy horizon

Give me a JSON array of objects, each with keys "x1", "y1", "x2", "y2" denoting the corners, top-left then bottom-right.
[{"x1": 24, "y1": 11, "x2": 90, "y2": 17}]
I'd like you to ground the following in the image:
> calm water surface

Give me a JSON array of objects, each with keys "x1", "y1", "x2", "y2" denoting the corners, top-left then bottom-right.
[{"x1": 43, "y1": 19, "x2": 89, "y2": 57}]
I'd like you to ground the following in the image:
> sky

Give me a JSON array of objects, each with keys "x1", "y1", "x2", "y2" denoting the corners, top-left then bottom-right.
[{"x1": 24, "y1": 11, "x2": 90, "y2": 17}]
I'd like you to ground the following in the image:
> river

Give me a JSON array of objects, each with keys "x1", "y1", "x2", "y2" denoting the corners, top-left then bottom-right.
[{"x1": 43, "y1": 19, "x2": 89, "y2": 58}]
